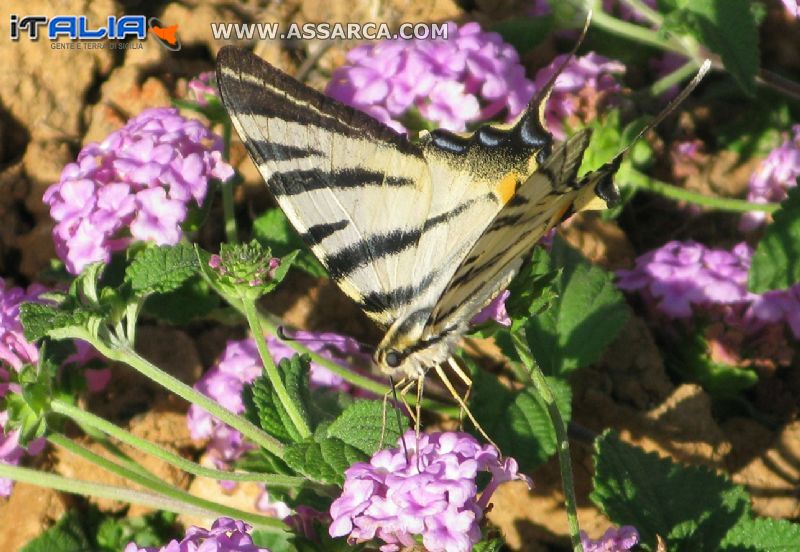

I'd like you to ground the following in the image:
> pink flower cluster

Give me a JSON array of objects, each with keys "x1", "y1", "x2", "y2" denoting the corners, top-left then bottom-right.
[
  {"x1": 187, "y1": 333, "x2": 370, "y2": 474},
  {"x1": 471, "y1": 289, "x2": 511, "y2": 326},
  {"x1": 326, "y1": 22, "x2": 535, "y2": 132},
  {"x1": 617, "y1": 241, "x2": 800, "y2": 365},
  {"x1": 188, "y1": 71, "x2": 219, "y2": 106},
  {"x1": 0, "y1": 280, "x2": 48, "y2": 496},
  {"x1": 44, "y1": 107, "x2": 234, "y2": 274},
  {"x1": 0, "y1": 279, "x2": 107, "y2": 496},
  {"x1": 581, "y1": 525, "x2": 640, "y2": 552},
  {"x1": 329, "y1": 431, "x2": 531, "y2": 552},
  {"x1": 742, "y1": 125, "x2": 800, "y2": 229},
  {"x1": 532, "y1": 53, "x2": 625, "y2": 139},
  {"x1": 125, "y1": 517, "x2": 268, "y2": 552}
]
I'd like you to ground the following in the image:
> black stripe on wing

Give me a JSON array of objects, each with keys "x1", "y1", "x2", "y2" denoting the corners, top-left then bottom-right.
[
  {"x1": 216, "y1": 47, "x2": 422, "y2": 157},
  {"x1": 267, "y1": 168, "x2": 414, "y2": 196}
]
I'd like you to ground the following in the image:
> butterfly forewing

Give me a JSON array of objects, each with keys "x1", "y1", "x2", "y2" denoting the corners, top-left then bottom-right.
[{"x1": 216, "y1": 47, "x2": 504, "y2": 333}]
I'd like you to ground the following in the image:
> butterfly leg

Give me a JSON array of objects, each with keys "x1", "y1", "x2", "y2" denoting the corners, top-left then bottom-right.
[
  {"x1": 437, "y1": 360, "x2": 498, "y2": 450},
  {"x1": 447, "y1": 357, "x2": 474, "y2": 431},
  {"x1": 381, "y1": 376, "x2": 408, "y2": 450}
]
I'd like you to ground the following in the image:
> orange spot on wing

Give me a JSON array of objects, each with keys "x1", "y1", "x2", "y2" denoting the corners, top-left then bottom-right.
[
  {"x1": 495, "y1": 172, "x2": 519, "y2": 205},
  {"x1": 151, "y1": 25, "x2": 179, "y2": 45}
]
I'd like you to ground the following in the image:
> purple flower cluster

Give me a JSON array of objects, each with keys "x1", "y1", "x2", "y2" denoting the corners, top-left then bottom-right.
[
  {"x1": 617, "y1": 241, "x2": 800, "y2": 363},
  {"x1": 44, "y1": 107, "x2": 234, "y2": 274},
  {"x1": 329, "y1": 430, "x2": 531, "y2": 552},
  {"x1": 0, "y1": 280, "x2": 48, "y2": 496},
  {"x1": 742, "y1": 125, "x2": 800, "y2": 230},
  {"x1": 188, "y1": 71, "x2": 219, "y2": 106},
  {"x1": 125, "y1": 517, "x2": 269, "y2": 552},
  {"x1": 187, "y1": 333, "x2": 370, "y2": 475},
  {"x1": 0, "y1": 279, "x2": 108, "y2": 495},
  {"x1": 326, "y1": 22, "x2": 535, "y2": 133},
  {"x1": 532, "y1": 53, "x2": 625, "y2": 140},
  {"x1": 581, "y1": 526, "x2": 639, "y2": 552}
]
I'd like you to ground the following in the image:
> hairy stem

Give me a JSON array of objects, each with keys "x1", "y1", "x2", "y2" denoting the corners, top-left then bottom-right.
[
  {"x1": 513, "y1": 333, "x2": 583, "y2": 552},
  {"x1": 647, "y1": 59, "x2": 696, "y2": 97},
  {"x1": 242, "y1": 299, "x2": 312, "y2": 438},
  {"x1": 87, "y1": 336, "x2": 284, "y2": 457},
  {"x1": 0, "y1": 463, "x2": 283, "y2": 530},
  {"x1": 221, "y1": 120, "x2": 238, "y2": 243},
  {"x1": 51, "y1": 399, "x2": 303, "y2": 486},
  {"x1": 627, "y1": 170, "x2": 780, "y2": 213}
]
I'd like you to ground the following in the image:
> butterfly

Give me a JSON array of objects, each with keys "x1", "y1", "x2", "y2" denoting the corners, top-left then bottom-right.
[{"x1": 216, "y1": 35, "x2": 709, "y2": 433}]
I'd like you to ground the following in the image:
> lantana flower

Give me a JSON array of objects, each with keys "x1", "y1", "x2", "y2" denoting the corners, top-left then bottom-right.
[
  {"x1": 581, "y1": 525, "x2": 640, "y2": 552},
  {"x1": 617, "y1": 240, "x2": 800, "y2": 366},
  {"x1": 472, "y1": 289, "x2": 511, "y2": 326},
  {"x1": 741, "y1": 125, "x2": 800, "y2": 230},
  {"x1": 329, "y1": 430, "x2": 531, "y2": 552},
  {"x1": 0, "y1": 279, "x2": 107, "y2": 496},
  {"x1": 125, "y1": 517, "x2": 269, "y2": 552},
  {"x1": 326, "y1": 22, "x2": 535, "y2": 133},
  {"x1": 188, "y1": 71, "x2": 220, "y2": 106},
  {"x1": 44, "y1": 107, "x2": 234, "y2": 274},
  {"x1": 532, "y1": 52, "x2": 625, "y2": 139}
]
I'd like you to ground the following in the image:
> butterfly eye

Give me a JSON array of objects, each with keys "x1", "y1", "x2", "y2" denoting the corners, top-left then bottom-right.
[{"x1": 385, "y1": 350, "x2": 402, "y2": 368}]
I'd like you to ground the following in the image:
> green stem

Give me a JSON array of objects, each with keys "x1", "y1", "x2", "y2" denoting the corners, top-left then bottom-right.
[
  {"x1": 512, "y1": 333, "x2": 583, "y2": 552},
  {"x1": 647, "y1": 59, "x2": 696, "y2": 97},
  {"x1": 618, "y1": 0, "x2": 662, "y2": 26},
  {"x1": 87, "y1": 337, "x2": 284, "y2": 457},
  {"x1": 0, "y1": 464, "x2": 245, "y2": 524},
  {"x1": 47, "y1": 434, "x2": 286, "y2": 531},
  {"x1": 221, "y1": 120, "x2": 238, "y2": 243},
  {"x1": 589, "y1": 7, "x2": 687, "y2": 56},
  {"x1": 51, "y1": 399, "x2": 303, "y2": 487},
  {"x1": 627, "y1": 170, "x2": 780, "y2": 213},
  {"x1": 256, "y1": 312, "x2": 459, "y2": 416},
  {"x1": 242, "y1": 299, "x2": 312, "y2": 438}
]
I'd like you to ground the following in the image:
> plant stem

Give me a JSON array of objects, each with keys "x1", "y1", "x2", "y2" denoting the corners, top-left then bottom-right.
[
  {"x1": 221, "y1": 120, "x2": 238, "y2": 243},
  {"x1": 87, "y1": 337, "x2": 284, "y2": 457},
  {"x1": 512, "y1": 333, "x2": 583, "y2": 552},
  {"x1": 256, "y1": 312, "x2": 460, "y2": 416},
  {"x1": 241, "y1": 299, "x2": 311, "y2": 438},
  {"x1": 47, "y1": 433, "x2": 286, "y2": 531},
  {"x1": 647, "y1": 59, "x2": 696, "y2": 97},
  {"x1": 589, "y1": 7, "x2": 687, "y2": 56},
  {"x1": 618, "y1": 0, "x2": 662, "y2": 26},
  {"x1": 627, "y1": 170, "x2": 780, "y2": 213},
  {"x1": 51, "y1": 399, "x2": 303, "y2": 487}
]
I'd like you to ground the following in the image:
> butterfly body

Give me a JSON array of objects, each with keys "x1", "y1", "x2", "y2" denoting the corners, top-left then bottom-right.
[{"x1": 217, "y1": 46, "x2": 625, "y2": 379}]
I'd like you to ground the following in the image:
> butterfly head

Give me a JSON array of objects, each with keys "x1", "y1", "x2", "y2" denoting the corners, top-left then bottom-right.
[{"x1": 374, "y1": 322, "x2": 465, "y2": 379}]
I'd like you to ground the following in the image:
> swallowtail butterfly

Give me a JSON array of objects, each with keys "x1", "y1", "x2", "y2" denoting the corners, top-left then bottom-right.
[{"x1": 216, "y1": 35, "x2": 709, "y2": 417}]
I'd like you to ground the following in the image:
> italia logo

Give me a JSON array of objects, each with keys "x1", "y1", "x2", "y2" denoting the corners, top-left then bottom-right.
[{"x1": 9, "y1": 14, "x2": 181, "y2": 50}]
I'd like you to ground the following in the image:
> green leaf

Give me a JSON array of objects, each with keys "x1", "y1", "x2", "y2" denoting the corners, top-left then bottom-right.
[
  {"x1": 664, "y1": 0, "x2": 759, "y2": 95},
  {"x1": 141, "y1": 275, "x2": 219, "y2": 325},
  {"x1": 21, "y1": 511, "x2": 90, "y2": 552},
  {"x1": 471, "y1": 367, "x2": 571, "y2": 471},
  {"x1": 327, "y1": 400, "x2": 407, "y2": 455},
  {"x1": 19, "y1": 303, "x2": 92, "y2": 342},
  {"x1": 591, "y1": 431, "x2": 752, "y2": 550},
  {"x1": 721, "y1": 518, "x2": 800, "y2": 551},
  {"x1": 253, "y1": 208, "x2": 327, "y2": 278},
  {"x1": 473, "y1": 536, "x2": 506, "y2": 552},
  {"x1": 284, "y1": 436, "x2": 367, "y2": 485},
  {"x1": 748, "y1": 184, "x2": 800, "y2": 293},
  {"x1": 490, "y1": 16, "x2": 554, "y2": 55},
  {"x1": 244, "y1": 355, "x2": 312, "y2": 444},
  {"x1": 126, "y1": 243, "x2": 198, "y2": 295},
  {"x1": 663, "y1": 330, "x2": 758, "y2": 396},
  {"x1": 523, "y1": 237, "x2": 630, "y2": 376}
]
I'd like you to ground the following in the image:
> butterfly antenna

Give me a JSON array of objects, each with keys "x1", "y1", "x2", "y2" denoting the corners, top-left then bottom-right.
[
  {"x1": 277, "y1": 326, "x2": 375, "y2": 353},
  {"x1": 517, "y1": 10, "x2": 593, "y2": 138},
  {"x1": 615, "y1": 59, "x2": 711, "y2": 160},
  {"x1": 389, "y1": 376, "x2": 410, "y2": 463}
]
